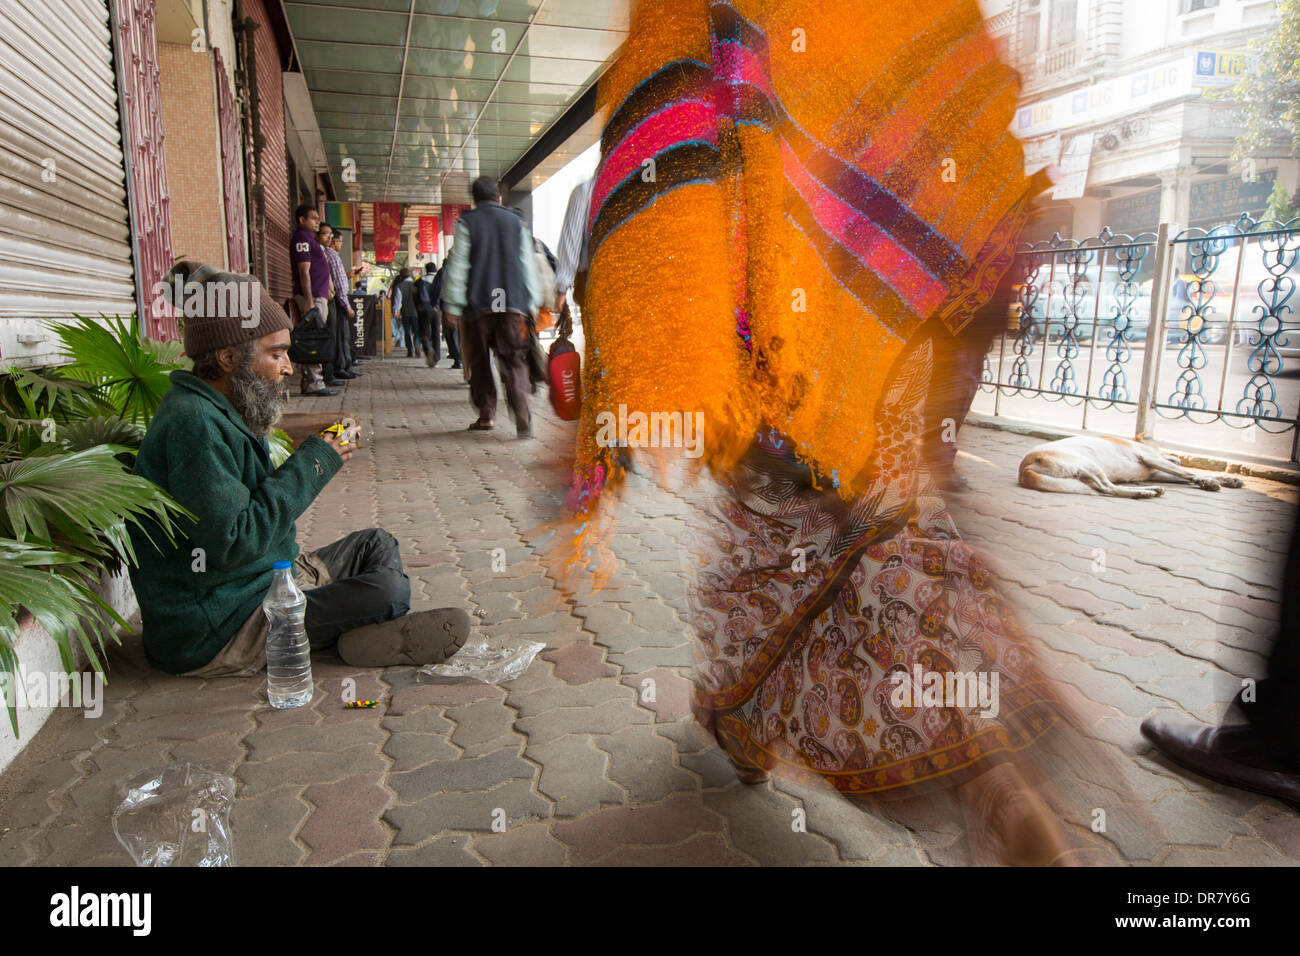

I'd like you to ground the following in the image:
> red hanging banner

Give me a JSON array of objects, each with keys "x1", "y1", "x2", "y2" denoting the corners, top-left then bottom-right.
[
  {"x1": 373, "y1": 202, "x2": 403, "y2": 262},
  {"x1": 441, "y1": 204, "x2": 470, "y2": 238},
  {"x1": 418, "y1": 215, "x2": 439, "y2": 255}
]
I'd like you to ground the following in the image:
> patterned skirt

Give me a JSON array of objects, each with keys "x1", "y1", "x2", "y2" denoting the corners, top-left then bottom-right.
[{"x1": 688, "y1": 338, "x2": 1060, "y2": 795}]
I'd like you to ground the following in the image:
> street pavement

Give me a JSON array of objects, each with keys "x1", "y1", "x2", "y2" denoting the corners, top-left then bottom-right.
[{"x1": 0, "y1": 345, "x2": 1297, "y2": 866}]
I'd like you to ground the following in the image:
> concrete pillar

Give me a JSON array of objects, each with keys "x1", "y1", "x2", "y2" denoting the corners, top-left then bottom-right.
[
  {"x1": 1158, "y1": 166, "x2": 1194, "y2": 234},
  {"x1": 1159, "y1": 166, "x2": 1195, "y2": 272},
  {"x1": 1072, "y1": 196, "x2": 1105, "y2": 239}
]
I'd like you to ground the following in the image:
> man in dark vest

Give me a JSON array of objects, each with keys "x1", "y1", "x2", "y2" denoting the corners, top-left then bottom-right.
[
  {"x1": 414, "y1": 260, "x2": 440, "y2": 366},
  {"x1": 394, "y1": 267, "x2": 419, "y2": 359},
  {"x1": 441, "y1": 176, "x2": 541, "y2": 437}
]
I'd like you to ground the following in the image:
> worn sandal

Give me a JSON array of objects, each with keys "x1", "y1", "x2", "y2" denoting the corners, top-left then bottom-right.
[{"x1": 467, "y1": 421, "x2": 494, "y2": 431}]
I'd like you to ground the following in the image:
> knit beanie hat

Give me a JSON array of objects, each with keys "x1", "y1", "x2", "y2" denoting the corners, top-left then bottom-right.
[{"x1": 163, "y1": 261, "x2": 293, "y2": 356}]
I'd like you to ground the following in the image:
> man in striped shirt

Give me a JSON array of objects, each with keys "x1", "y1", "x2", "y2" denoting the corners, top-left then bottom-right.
[
  {"x1": 320, "y1": 224, "x2": 360, "y2": 379},
  {"x1": 554, "y1": 176, "x2": 595, "y2": 315}
]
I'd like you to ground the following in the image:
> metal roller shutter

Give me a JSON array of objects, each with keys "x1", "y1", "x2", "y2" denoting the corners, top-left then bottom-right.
[{"x1": 0, "y1": 0, "x2": 136, "y2": 368}]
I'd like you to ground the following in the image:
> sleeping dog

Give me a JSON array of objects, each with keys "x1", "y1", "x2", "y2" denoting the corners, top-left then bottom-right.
[{"x1": 1019, "y1": 435, "x2": 1244, "y2": 499}]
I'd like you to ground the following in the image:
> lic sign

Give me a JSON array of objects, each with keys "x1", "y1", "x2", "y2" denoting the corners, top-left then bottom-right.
[{"x1": 1194, "y1": 50, "x2": 1247, "y2": 86}]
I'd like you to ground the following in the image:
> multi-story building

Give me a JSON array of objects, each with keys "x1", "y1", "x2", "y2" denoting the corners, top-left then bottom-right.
[{"x1": 981, "y1": 0, "x2": 1290, "y2": 241}]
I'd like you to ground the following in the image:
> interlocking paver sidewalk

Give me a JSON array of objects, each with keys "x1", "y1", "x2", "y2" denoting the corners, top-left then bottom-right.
[{"x1": 1, "y1": 350, "x2": 1297, "y2": 866}]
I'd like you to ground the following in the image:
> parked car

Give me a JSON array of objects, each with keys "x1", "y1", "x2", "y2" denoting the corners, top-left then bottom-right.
[{"x1": 1134, "y1": 276, "x2": 1228, "y2": 345}]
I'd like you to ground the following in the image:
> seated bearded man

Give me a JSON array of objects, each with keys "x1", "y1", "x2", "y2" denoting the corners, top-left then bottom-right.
[{"x1": 129, "y1": 261, "x2": 469, "y2": 676}]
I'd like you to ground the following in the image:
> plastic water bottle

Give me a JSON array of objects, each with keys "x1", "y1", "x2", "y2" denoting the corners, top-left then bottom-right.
[{"x1": 264, "y1": 560, "x2": 313, "y2": 708}]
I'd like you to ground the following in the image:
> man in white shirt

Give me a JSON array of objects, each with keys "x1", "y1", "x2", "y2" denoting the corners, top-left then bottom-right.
[{"x1": 554, "y1": 176, "x2": 595, "y2": 314}]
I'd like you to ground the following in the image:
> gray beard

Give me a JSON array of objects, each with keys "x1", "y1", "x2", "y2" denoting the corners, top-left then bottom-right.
[{"x1": 227, "y1": 361, "x2": 285, "y2": 437}]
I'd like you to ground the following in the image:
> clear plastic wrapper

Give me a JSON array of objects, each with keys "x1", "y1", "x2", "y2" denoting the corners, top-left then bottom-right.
[
  {"x1": 111, "y1": 763, "x2": 237, "y2": 867},
  {"x1": 421, "y1": 634, "x2": 545, "y2": 685}
]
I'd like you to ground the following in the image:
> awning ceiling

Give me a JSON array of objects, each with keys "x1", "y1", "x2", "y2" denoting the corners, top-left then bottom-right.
[{"x1": 281, "y1": 0, "x2": 628, "y2": 210}]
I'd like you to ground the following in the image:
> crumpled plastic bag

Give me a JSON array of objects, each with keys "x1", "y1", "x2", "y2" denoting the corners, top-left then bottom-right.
[
  {"x1": 112, "y1": 763, "x2": 237, "y2": 867},
  {"x1": 421, "y1": 634, "x2": 545, "y2": 685}
]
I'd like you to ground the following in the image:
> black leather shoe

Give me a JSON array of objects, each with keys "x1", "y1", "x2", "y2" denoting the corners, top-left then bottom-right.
[
  {"x1": 335, "y1": 370, "x2": 360, "y2": 379},
  {"x1": 324, "y1": 379, "x2": 344, "y2": 387},
  {"x1": 1140, "y1": 713, "x2": 1300, "y2": 808},
  {"x1": 303, "y1": 388, "x2": 340, "y2": 397}
]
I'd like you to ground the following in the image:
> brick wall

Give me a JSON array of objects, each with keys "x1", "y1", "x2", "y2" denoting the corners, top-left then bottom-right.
[
  {"x1": 157, "y1": 43, "x2": 227, "y2": 271},
  {"x1": 243, "y1": 0, "x2": 291, "y2": 302}
]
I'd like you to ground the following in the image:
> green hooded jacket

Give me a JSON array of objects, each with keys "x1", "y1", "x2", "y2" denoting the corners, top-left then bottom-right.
[{"x1": 128, "y1": 371, "x2": 342, "y2": 673}]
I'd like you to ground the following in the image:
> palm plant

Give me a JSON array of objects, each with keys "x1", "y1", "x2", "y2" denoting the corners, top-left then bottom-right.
[
  {"x1": 0, "y1": 445, "x2": 192, "y2": 735},
  {"x1": 0, "y1": 541, "x2": 131, "y2": 732},
  {"x1": 1, "y1": 313, "x2": 303, "y2": 734},
  {"x1": 0, "y1": 315, "x2": 193, "y2": 736},
  {"x1": 51, "y1": 314, "x2": 188, "y2": 425}
]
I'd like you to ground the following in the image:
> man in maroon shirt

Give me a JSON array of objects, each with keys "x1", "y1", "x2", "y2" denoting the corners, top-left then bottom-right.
[{"x1": 291, "y1": 204, "x2": 337, "y2": 396}]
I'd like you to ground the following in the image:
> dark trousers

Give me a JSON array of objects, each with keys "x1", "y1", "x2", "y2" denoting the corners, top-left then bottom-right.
[
  {"x1": 417, "y1": 306, "x2": 440, "y2": 361},
  {"x1": 467, "y1": 311, "x2": 531, "y2": 429},
  {"x1": 401, "y1": 311, "x2": 420, "y2": 355},
  {"x1": 303, "y1": 528, "x2": 411, "y2": 649},
  {"x1": 444, "y1": 320, "x2": 461, "y2": 365},
  {"x1": 334, "y1": 301, "x2": 355, "y2": 372},
  {"x1": 1234, "y1": 508, "x2": 1300, "y2": 767},
  {"x1": 322, "y1": 299, "x2": 341, "y2": 380}
]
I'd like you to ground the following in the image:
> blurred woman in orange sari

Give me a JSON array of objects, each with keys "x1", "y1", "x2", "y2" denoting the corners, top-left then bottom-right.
[{"x1": 566, "y1": 0, "x2": 1131, "y2": 864}]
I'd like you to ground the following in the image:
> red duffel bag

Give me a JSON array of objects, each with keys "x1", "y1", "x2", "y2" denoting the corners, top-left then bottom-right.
[{"x1": 548, "y1": 302, "x2": 582, "y2": 421}]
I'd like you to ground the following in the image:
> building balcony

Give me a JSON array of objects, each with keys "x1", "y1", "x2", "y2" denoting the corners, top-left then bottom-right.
[{"x1": 1038, "y1": 43, "x2": 1079, "y2": 77}]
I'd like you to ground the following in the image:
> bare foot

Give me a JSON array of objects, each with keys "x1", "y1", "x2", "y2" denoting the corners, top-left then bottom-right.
[{"x1": 959, "y1": 762, "x2": 1074, "y2": 866}]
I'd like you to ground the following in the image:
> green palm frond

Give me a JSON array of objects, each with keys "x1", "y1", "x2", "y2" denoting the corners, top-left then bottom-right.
[
  {"x1": 54, "y1": 384, "x2": 119, "y2": 428},
  {"x1": 0, "y1": 446, "x2": 192, "y2": 566},
  {"x1": 50, "y1": 314, "x2": 183, "y2": 424},
  {"x1": 141, "y1": 336, "x2": 190, "y2": 368},
  {"x1": 0, "y1": 539, "x2": 126, "y2": 736},
  {"x1": 0, "y1": 411, "x2": 50, "y2": 459},
  {"x1": 36, "y1": 416, "x2": 145, "y2": 456},
  {"x1": 3, "y1": 366, "x2": 102, "y2": 420},
  {"x1": 268, "y1": 427, "x2": 293, "y2": 468}
]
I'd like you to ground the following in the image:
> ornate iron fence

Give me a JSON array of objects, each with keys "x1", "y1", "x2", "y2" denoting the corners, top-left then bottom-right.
[{"x1": 981, "y1": 214, "x2": 1300, "y2": 461}]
